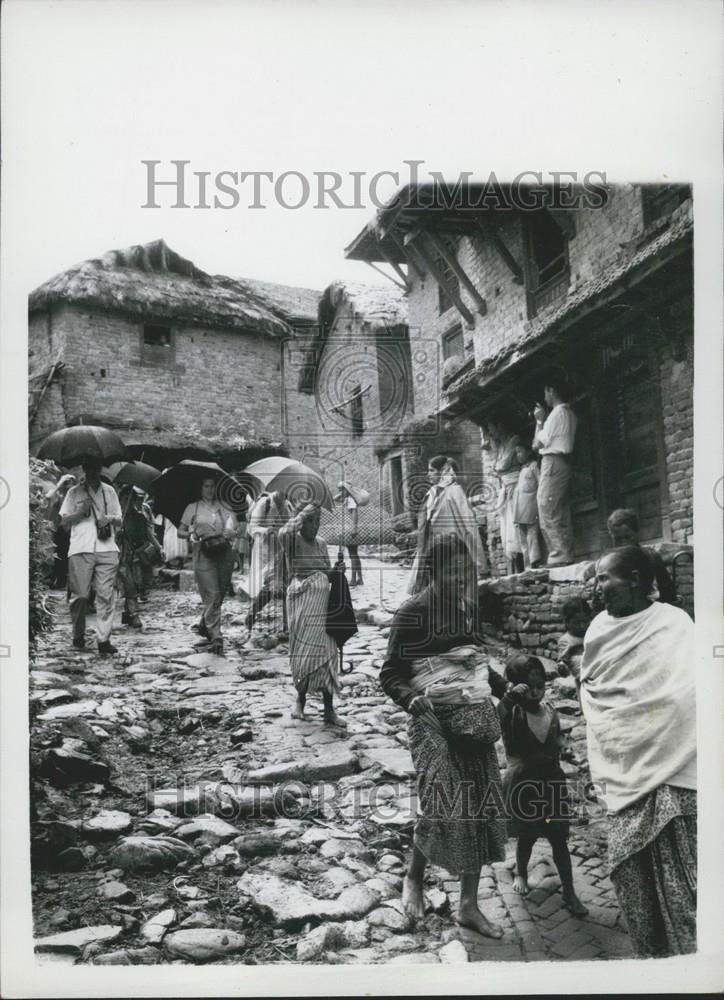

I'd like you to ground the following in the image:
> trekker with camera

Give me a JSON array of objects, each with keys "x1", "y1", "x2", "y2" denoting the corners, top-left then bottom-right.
[
  {"x1": 59, "y1": 457, "x2": 123, "y2": 655},
  {"x1": 177, "y1": 476, "x2": 238, "y2": 657}
]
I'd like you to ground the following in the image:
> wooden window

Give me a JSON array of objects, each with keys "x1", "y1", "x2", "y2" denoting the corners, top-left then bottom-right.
[
  {"x1": 442, "y1": 325, "x2": 464, "y2": 361},
  {"x1": 141, "y1": 323, "x2": 174, "y2": 367},
  {"x1": 524, "y1": 209, "x2": 569, "y2": 316},
  {"x1": 437, "y1": 257, "x2": 460, "y2": 315},
  {"x1": 641, "y1": 184, "x2": 690, "y2": 228}
]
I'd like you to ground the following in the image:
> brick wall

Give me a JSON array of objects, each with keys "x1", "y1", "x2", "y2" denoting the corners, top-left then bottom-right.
[
  {"x1": 283, "y1": 307, "x2": 415, "y2": 512},
  {"x1": 31, "y1": 303, "x2": 287, "y2": 443},
  {"x1": 29, "y1": 313, "x2": 67, "y2": 446},
  {"x1": 659, "y1": 303, "x2": 694, "y2": 546},
  {"x1": 404, "y1": 186, "x2": 693, "y2": 572}
]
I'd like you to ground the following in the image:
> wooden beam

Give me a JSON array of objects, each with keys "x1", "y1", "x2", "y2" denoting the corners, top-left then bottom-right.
[
  {"x1": 364, "y1": 260, "x2": 407, "y2": 292},
  {"x1": 476, "y1": 219, "x2": 524, "y2": 285},
  {"x1": 425, "y1": 231, "x2": 487, "y2": 316},
  {"x1": 389, "y1": 231, "x2": 424, "y2": 281},
  {"x1": 29, "y1": 352, "x2": 64, "y2": 426},
  {"x1": 405, "y1": 234, "x2": 476, "y2": 328},
  {"x1": 377, "y1": 242, "x2": 411, "y2": 291},
  {"x1": 330, "y1": 383, "x2": 373, "y2": 413}
]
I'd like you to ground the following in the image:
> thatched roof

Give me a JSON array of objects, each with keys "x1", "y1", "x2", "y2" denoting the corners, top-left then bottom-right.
[
  {"x1": 29, "y1": 239, "x2": 295, "y2": 338},
  {"x1": 297, "y1": 281, "x2": 408, "y2": 392},
  {"x1": 229, "y1": 277, "x2": 321, "y2": 328},
  {"x1": 318, "y1": 280, "x2": 408, "y2": 330}
]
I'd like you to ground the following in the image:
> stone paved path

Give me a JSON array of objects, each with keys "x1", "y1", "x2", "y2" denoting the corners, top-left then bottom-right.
[{"x1": 30, "y1": 557, "x2": 631, "y2": 966}]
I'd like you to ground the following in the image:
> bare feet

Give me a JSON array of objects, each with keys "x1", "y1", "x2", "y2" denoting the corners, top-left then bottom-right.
[
  {"x1": 562, "y1": 891, "x2": 589, "y2": 917},
  {"x1": 323, "y1": 711, "x2": 348, "y2": 728},
  {"x1": 513, "y1": 874, "x2": 529, "y2": 895},
  {"x1": 401, "y1": 875, "x2": 426, "y2": 920},
  {"x1": 457, "y1": 903, "x2": 504, "y2": 939}
]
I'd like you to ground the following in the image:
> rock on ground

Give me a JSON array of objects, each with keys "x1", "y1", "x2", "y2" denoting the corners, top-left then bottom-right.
[
  {"x1": 173, "y1": 814, "x2": 240, "y2": 846},
  {"x1": 109, "y1": 835, "x2": 195, "y2": 871},
  {"x1": 82, "y1": 809, "x2": 132, "y2": 841},
  {"x1": 163, "y1": 929, "x2": 246, "y2": 962},
  {"x1": 140, "y1": 908, "x2": 176, "y2": 944},
  {"x1": 438, "y1": 939, "x2": 469, "y2": 963},
  {"x1": 236, "y1": 873, "x2": 380, "y2": 929},
  {"x1": 35, "y1": 925, "x2": 123, "y2": 954}
]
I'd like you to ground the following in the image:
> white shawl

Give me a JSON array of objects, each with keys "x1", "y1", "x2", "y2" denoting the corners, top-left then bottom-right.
[{"x1": 580, "y1": 601, "x2": 696, "y2": 813}]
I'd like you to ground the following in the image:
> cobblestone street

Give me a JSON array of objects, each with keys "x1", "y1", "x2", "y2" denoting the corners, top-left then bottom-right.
[{"x1": 30, "y1": 558, "x2": 631, "y2": 966}]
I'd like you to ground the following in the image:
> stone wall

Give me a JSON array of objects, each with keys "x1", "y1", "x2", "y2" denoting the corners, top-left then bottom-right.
[
  {"x1": 480, "y1": 547, "x2": 694, "y2": 660},
  {"x1": 480, "y1": 566, "x2": 596, "y2": 662}
]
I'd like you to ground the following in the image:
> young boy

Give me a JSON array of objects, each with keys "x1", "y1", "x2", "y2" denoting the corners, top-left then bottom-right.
[{"x1": 512, "y1": 442, "x2": 543, "y2": 569}]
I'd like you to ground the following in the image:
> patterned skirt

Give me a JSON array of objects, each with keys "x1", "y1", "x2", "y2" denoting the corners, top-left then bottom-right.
[
  {"x1": 408, "y1": 705, "x2": 507, "y2": 875},
  {"x1": 608, "y1": 784, "x2": 697, "y2": 957},
  {"x1": 287, "y1": 571, "x2": 339, "y2": 695}
]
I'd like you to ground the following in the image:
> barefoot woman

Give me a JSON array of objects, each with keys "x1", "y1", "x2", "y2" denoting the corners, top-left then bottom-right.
[
  {"x1": 381, "y1": 534, "x2": 508, "y2": 938},
  {"x1": 279, "y1": 503, "x2": 346, "y2": 727}
]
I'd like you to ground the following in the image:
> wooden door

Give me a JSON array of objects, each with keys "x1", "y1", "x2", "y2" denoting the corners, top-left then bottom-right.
[{"x1": 598, "y1": 339, "x2": 670, "y2": 542}]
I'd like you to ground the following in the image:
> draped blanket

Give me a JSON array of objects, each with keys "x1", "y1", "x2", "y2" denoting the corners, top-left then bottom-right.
[
  {"x1": 287, "y1": 570, "x2": 339, "y2": 694},
  {"x1": 407, "y1": 483, "x2": 487, "y2": 596},
  {"x1": 408, "y1": 645, "x2": 492, "y2": 704},
  {"x1": 580, "y1": 602, "x2": 696, "y2": 813}
]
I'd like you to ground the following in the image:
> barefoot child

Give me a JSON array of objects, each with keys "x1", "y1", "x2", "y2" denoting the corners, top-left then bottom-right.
[
  {"x1": 556, "y1": 596, "x2": 592, "y2": 691},
  {"x1": 498, "y1": 653, "x2": 588, "y2": 916},
  {"x1": 512, "y1": 442, "x2": 543, "y2": 569}
]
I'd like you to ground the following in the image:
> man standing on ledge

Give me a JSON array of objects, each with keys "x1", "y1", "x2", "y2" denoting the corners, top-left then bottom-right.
[
  {"x1": 60, "y1": 457, "x2": 122, "y2": 654},
  {"x1": 532, "y1": 373, "x2": 578, "y2": 567}
]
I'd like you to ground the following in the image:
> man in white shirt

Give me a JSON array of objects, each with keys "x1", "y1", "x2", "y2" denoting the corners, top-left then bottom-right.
[
  {"x1": 532, "y1": 375, "x2": 578, "y2": 566},
  {"x1": 60, "y1": 458, "x2": 123, "y2": 654}
]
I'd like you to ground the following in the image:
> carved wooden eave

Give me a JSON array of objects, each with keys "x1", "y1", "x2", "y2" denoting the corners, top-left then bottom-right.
[
  {"x1": 424, "y1": 231, "x2": 487, "y2": 316},
  {"x1": 403, "y1": 230, "x2": 476, "y2": 328},
  {"x1": 475, "y1": 219, "x2": 524, "y2": 285}
]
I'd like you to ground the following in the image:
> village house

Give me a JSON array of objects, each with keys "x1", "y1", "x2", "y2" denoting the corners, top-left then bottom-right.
[
  {"x1": 345, "y1": 181, "x2": 694, "y2": 634},
  {"x1": 28, "y1": 239, "x2": 321, "y2": 470},
  {"x1": 277, "y1": 280, "x2": 413, "y2": 546}
]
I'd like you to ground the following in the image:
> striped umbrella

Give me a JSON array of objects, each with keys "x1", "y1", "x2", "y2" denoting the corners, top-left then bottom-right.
[{"x1": 240, "y1": 457, "x2": 333, "y2": 511}]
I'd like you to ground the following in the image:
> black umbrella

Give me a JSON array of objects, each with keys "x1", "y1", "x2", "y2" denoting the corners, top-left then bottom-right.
[
  {"x1": 37, "y1": 425, "x2": 128, "y2": 468},
  {"x1": 104, "y1": 461, "x2": 161, "y2": 493},
  {"x1": 150, "y1": 460, "x2": 251, "y2": 527}
]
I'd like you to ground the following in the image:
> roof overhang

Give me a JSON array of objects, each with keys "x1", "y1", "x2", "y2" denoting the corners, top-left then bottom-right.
[
  {"x1": 345, "y1": 182, "x2": 535, "y2": 264},
  {"x1": 438, "y1": 220, "x2": 692, "y2": 422}
]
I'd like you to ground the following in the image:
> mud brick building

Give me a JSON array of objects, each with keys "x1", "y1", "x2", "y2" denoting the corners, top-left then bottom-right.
[
  {"x1": 345, "y1": 181, "x2": 694, "y2": 612},
  {"x1": 28, "y1": 240, "x2": 321, "y2": 470}
]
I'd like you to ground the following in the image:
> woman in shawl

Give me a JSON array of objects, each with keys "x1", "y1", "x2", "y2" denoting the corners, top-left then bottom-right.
[
  {"x1": 244, "y1": 490, "x2": 292, "y2": 632},
  {"x1": 580, "y1": 546, "x2": 697, "y2": 957},
  {"x1": 279, "y1": 503, "x2": 346, "y2": 727},
  {"x1": 382, "y1": 534, "x2": 509, "y2": 937},
  {"x1": 407, "y1": 456, "x2": 487, "y2": 601}
]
